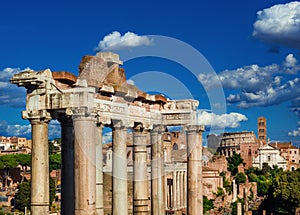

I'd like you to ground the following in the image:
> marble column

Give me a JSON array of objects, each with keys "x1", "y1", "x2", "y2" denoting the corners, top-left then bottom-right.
[
  {"x1": 197, "y1": 131, "x2": 203, "y2": 215},
  {"x1": 176, "y1": 171, "x2": 180, "y2": 209},
  {"x1": 180, "y1": 171, "x2": 184, "y2": 209},
  {"x1": 151, "y1": 125, "x2": 165, "y2": 215},
  {"x1": 186, "y1": 125, "x2": 204, "y2": 215},
  {"x1": 183, "y1": 171, "x2": 187, "y2": 208},
  {"x1": 73, "y1": 115, "x2": 96, "y2": 215},
  {"x1": 165, "y1": 177, "x2": 168, "y2": 210},
  {"x1": 133, "y1": 125, "x2": 149, "y2": 214},
  {"x1": 232, "y1": 179, "x2": 237, "y2": 202},
  {"x1": 244, "y1": 187, "x2": 248, "y2": 215},
  {"x1": 237, "y1": 202, "x2": 242, "y2": 215},
  {"x1": 172, "y1": 171, "x2": 177, "y2": 210},
  {"x1": 30, "y1": 117, "x2": 51, "y2": 215},
  {"x1": 59, "y1": 117, "x2": 75, "y2": 215},
  {"x1": 112, "y1": 121, "x2": 128, "y2": 215},
  {"x1": 96, "y1": 124, "x2": 104, "y2": 215}
]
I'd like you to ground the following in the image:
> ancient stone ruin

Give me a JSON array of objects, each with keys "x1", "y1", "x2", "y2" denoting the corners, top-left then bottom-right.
[{"x1": 10, "y1": 52, "x2": 204, "y2": 215}]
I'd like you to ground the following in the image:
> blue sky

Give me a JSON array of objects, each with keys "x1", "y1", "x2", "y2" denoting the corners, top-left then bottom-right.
[{"x1": 0, "y1": 0, "x2": 300, "y2": 146}]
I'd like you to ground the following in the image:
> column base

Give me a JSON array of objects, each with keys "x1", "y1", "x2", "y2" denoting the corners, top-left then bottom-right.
[
  {"x1": 31, "y1": 202, "x2": 49, "y2": 215},
  {"x1": 75, "y1": 209, "x2": 98, "y2": 215},
  {"x1": 133, "y1": 198, "x2": 150, "y2": 214}
]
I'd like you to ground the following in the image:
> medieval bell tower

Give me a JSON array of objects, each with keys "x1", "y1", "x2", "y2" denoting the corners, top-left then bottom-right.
[{"x1": 258, "y1": 116, "x2": 267, "y2": 145}]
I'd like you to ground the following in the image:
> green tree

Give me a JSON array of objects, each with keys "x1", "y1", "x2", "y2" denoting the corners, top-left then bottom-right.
[
  {"x1": 15, "y1": 181, "x2": 31, "y2": 211},
  {"x1": 0, "y1": 154, "x2": 19, "y2": 187},
  {"x1": 245, "y1": 166, "x2": 273, "y2": 197},
  {"x1": 15, "y1": 177, "x2": 57, "y2": 211},
  {"x1": 49, "y1": 153, "x2": 61, "y2": 172},
  {"x1": 203, "y1": 196, "x2": 214, "y2": 213},
  {"x1": 216, "y1": 187, "x2": 224, "y2": 197},
  {"x1": 272, "y1": 170, "x2": 300, "y2": 214},
  {"x1": 220, "y1": 171, "x2": 231, "y2": 193},
  {"x1": 0, "y1": 154, "x2": 19, "y2": 169},
  {"x1": 227, "y1": 153, "x2": 244, "y2": 176},
  {"x1": 15, "y1": 154, "x2": 31, "y2": 182},
  {"x1": 49, "y1": 177, "x2": 56, "y2": 205},
  {"x1": 235, "y1": 172, "x2": 246, "y2": 184}
]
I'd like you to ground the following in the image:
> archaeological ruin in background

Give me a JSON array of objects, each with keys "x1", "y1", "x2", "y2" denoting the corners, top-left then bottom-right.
[{"x1": 10, "y1": 52, "x2": 204, "y2": 215}]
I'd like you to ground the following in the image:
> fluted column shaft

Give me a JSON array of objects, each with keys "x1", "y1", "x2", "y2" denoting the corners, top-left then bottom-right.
[
  {"x1": 197, "y1": 131, "x2": 203, "y2": 215},
  {"x1": 151, "y1": 125, "x2": 165, "y2": 215},
  {"x1": 176, "y1": 171, "x2": 180, "y2": 209},
  {"x1": 186, "y1": 125, "x2": 204, "y2": 215},
  {"x1": 180, "y1": 171, "x2": 184, "y2": 209},
  {"x1": 96, "y1": 124, "x2": 104, "y2": 215},
  {"x1": 74, "y1": 116, "x2": 96, "y2": 215},
  {"x1": 59, "y1": 117, "x2": 75, "y2": 215},
  {"x1": 172, "y1": 171, "x2": 177, "y2": 210},
  {"x1": 112, "y1": 122, "x2": 128, "y2": 215},
  {"x1": 183, "y1": 171, "x2": 187, "y2": 208},
  {"x1": 133, "y1": 125, "x2": 149, "y2": 215},
  {"x1": 30, "y1": 119, "x2": 50, "y2": 215}
]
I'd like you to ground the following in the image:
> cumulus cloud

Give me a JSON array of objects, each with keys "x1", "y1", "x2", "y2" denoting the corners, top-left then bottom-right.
[
  {"x1": 199, "y1": 54, "x2": 300, "y2": 108},
  {"x1": 0, "y1": 119, "x2": 61, "y2": 139},
  {"x1": 94, "y1": 31, "x2": 152, "y2": 51},
  {"x1": 197, "y1": 110, "x2": 248, "y2": 129},
  {"x1": 0, "y1": 67, "x2": 31, "y2": 108},
  {"x1": 284, "y1": 54, "x2": 298, "y2": 67},
  {"x1": 199, "y1": 64, "x2": 280, "y2": 91},
  {"x1": 288, "y1": 127, "x2": 300, "y2": 137},
  {"x1": 5, "y1": 124, "x2": 31, "y2": 137},
  {"x1": 48, "y1": 120, "x2": 61, "y2": 139},
  {"x1": 230, "y1": 77, "x2": 300, "y2": 108},
  {"x1": 252, "y1": 1, "x2": 300, "y2": 49}
]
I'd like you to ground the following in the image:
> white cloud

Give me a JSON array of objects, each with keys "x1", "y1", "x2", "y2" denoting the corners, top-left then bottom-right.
[
  {"x1": 198, "y1": 54, "x2": 300, "y2": 109},
  {"x1": 48, "y1": 120, "x2": 61, "y2": 139},
  {"x1": 94, "y1": 31, "x2": 152, "y2": 51},
  {"x1": 102, "y1": 131, "x2": 112, "y2": 144},
  {"x1": 198, "y1": 64, "x2": 280, "y2": 92},
  {"x1": 197, "y1": 110, "x2": 248, "y2": 129},
  {"x1": 0, "y1": 119, "x2": 61, "y2": 139},
  {"x1": 233, "y1": 77, "x2": 300, "y2": 108},
  {"x1": 0, "y1": 67, "x2": 31, "y2": 108},
  {"x1": 0, "y1": 120, "x2": 31, "y2": 138},
  {"x1": 288, "y1": 127, "x2": 300, "y2": 137},
  {"x1": 253, "y1": 1, "x2": 300, "y2": 49},
  {"x1": 6, "y1": 124, "x2": 31, "y2": 137},
  {"x1": 284, "y1": 54, "x2": 298, "y2": 67},
  {"x1": 273, "y1": 76, "x2": 281, "y2": 85}
]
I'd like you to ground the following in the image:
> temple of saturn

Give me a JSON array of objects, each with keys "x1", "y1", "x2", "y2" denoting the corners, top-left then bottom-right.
[{"x1": 10, "y1": 52, "x2": 204, "y2": 215}]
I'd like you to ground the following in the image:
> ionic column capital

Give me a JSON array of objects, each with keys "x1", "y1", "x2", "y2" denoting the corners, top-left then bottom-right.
[
  {"x1": 151, "y1": 124, "x2": 165, "y2": 134},
  {"x1": 72, "y1": 107, "x2": 96, "y2": 119},
  {"x1": 111, "y1": 120, "x2": 128, "y2": 131},
  {"x1": 184, "y1": 124, "x2": 205, "y2": 133},
  {"x1": 25, "y1": 110, "x2": 52, "y2": 124}
]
